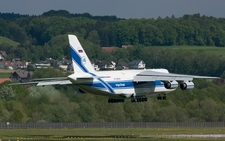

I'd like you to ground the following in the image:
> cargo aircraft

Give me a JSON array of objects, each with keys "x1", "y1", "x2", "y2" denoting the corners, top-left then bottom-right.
[{"x1": 13, "y1": 35, "x2": 218, "y2": 103}]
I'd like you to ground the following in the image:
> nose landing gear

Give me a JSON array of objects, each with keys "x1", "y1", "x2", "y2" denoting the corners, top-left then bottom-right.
[{"x1": 157, "y1": 94, "x2": 167, "y2": 100}]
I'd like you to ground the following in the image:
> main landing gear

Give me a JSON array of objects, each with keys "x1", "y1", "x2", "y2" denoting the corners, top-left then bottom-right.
[
  {"x1": 131, "y1": 96, "x2": 148, "y2": 103},
  {"x1": 108, "y1": 96, "x2": 148, "y2": 103},
  {"x1": 108, "y1": 98, "x2": 125, "y2": 103},
  {"x1": 157, "y1": 94, "x2": 167, "y2": 100}
]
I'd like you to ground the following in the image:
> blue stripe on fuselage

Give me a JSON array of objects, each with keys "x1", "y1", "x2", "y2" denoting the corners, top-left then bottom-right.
[
  {"x1": 155, "y1": 80, "x2": 164, "y2": 86},
  {"x1": 70, "y1": 45, "x2": 115, "y2": 93},
  {"x1": 81, "y1": 80, "x2": 165, "y2": 91},
  {"x1": 92, "y1": 80, "x2": 134, "y2": 89}
]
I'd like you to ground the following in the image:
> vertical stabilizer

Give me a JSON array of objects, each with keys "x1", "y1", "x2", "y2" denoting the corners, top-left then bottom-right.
[{"x1": 68, "y1": 35, "x2": 95, "y2": 74}]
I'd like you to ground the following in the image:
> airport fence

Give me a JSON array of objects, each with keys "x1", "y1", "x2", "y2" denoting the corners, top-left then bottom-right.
[{"x1": 0, "y1": 122, "x2": 225, "y2": 129}]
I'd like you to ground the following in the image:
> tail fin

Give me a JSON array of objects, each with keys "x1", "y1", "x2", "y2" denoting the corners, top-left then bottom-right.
[{"x1": 68, "y1": 35, "x2": 95, "y2": 74}]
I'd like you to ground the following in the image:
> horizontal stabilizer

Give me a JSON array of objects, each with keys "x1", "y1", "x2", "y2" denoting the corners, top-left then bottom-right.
[{"x1": 36, "y1": 80, "x2": 72, "y2": 86}]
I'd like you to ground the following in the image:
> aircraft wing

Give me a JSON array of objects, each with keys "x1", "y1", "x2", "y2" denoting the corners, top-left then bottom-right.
[
  {"x1": 133, "y1": 70, "x2": 218, "y2": 82},
  {"x1": 9, "y1": 73, "x2": 108, "y2": 86},
  {"x1": 9, "y1": 77, "x2": 72, "y2": 86}
]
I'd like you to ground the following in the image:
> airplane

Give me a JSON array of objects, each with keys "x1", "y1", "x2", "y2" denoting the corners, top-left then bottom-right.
[{"x1": 11, "y1": 35, "x2": 218, "y2": 103}]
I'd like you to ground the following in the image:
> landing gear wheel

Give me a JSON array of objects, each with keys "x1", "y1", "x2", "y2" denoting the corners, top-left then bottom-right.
[
  {"x1": 131, "y1": 96, "x2": 148, "y2": 103},
  {"x1": 157, "y1": 94, "x2": 167, "y2": 100},
  {"x1": 108, "y1": 98, "x2": 125, "y2": 103},
  {"x1": 163, "y1": 94, "x2": 167, "y2": 100},
  {"x1": 157, "y1": 94, "x2": 162, "y2": 100},
  {"x1": 131, "y1": 98, "x2": 137, "y2": 103}
]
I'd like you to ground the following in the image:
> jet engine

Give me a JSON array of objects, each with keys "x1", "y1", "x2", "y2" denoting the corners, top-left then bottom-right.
[
  {"x1": 180, "y1": 81, "x2": 194, "y2": 90},
  {"x1": 163, "y1": 81, "x2": 179, "y2": 89}
]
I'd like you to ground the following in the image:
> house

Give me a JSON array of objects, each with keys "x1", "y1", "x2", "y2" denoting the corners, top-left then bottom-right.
[
  {"x1": 92, "y1": 63, "x2": 100, "y2": 71},
  {"x1": 67, "y1": 64, "x2": 73, "y2": 71},
  {"x1": 10, "y1": 70, "x2": 33, "y2": 82},
  {"x1": 1, "y1": 61, "x2": 15, "y2": 70},
  {"x1": 56, "y1": 59, "x2": 71, "y2": 70},
  {"x1": 1, "y1": 60, "x2": 28, "y2": 70},
  {"x1": 0, "y1": 62, "x2": 5, "y2": 69},
  {"x1": 59, "y1": 65, "x2": 68, "y2": 71},
  {"x1": 122, "y1": 45, "x2": 134, "y2": 49},
  {"x1": 117, "y1": 62, "x2": 129, "y2": 70},
  {"x1": 62, "y1": 58, "x2": 72, "y2": 65},
  {"x1": 12, "y1": 58, "x2": 21, "y2": 62},
  {"x1": 102, "y1": 47, "x2": 118, "y2": 52},
  {"x1": 0, "y1": 54, "x2": 4, "y2": 60},
  {"x1": 96, "y1": 60, "x2": 116, "y2": 70},
  {"x1": 15, "y1": 61, "x2": 28, "y2": 69},
  {"x1": 35, "y1": 63, "x2": 51, "y2": 69},
  {"x1": 107, "y1": 61, "x2": 116, "y2": 70},
  {"x1": 129, "y1": 60, "x2": 146, "y2": 69},
  {"x1": 96, "y1": 60, "x2": 108, "y2": 70},
  {"x1": 0, "y1": 51, "x2": 7, "y2": 60}
]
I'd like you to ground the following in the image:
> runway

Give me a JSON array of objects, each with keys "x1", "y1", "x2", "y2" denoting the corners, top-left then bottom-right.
[{"x1": 150, "y1": 134, "x2": 225, "y2": 139}]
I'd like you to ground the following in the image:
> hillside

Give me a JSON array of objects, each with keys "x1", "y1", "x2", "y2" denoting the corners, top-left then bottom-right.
[
  {"x1": 0, "y1": 11, "x2": 225, "y2": 64},
  {"x1": 0, "y1": 36, "x2": 19, "y2": 47}
]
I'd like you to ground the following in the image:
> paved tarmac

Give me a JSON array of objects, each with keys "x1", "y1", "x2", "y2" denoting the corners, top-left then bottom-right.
[{"x1": 165, "y1": 134, "x2": 225, "y2": 138}]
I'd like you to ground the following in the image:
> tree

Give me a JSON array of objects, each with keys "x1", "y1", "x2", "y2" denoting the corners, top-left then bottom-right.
[
  {"x1": 186, "y1": 99, "x2": 202, "y2": 121},
  {"x1": 33, "y1": 68, "x2": 66, "y2": 78},
  {"x1": 0, "y1": 101, "x2": 10, "y2": 122},
  {"x1": 78, "y1": 101, "x2": 98, "y2": 122},
  {"x1": 87, "y1": 30, "x2": 100, "y2": 45},
  {"x1": 27, "y1": 64, "x2": 35, "y2": 71},
  {"x1": 200, "y1": 98, "x2": 219, "y2": 121},
  {"x1": 8, "y1": 22, "x2": 27, "y2": 43},
  {"x1": 9, "y1": 110, "x2": 23, "y2": 122},
  {"x1": 141, "y1": 101, "x2": 156, "y2": 121},
  {"x1": 0, "y1": 86, "x2": 16, "y2": 101},
  {"x1": 123, "y1": 102, "x2": 144, "y2": 121},
  {"x1": 0, "y1": 18, "x2": 9, "y2": 36},
  {"x1": 155, "y1": 106, "x2": 176, "y2": 122}
]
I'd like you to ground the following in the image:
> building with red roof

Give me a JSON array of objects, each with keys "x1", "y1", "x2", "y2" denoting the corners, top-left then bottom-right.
[{"x1": 0, "y1": 78, "x2": 11, "y2": 84}]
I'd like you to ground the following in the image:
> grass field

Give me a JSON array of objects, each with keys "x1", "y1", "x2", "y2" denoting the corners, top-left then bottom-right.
[
  {"x1": 0, "y1": 36, "x2": 19, "y2": 47},
  {"x1": 1, "y1": 128, "x2": 225, "y2": 141},
  {"x1": 161, "y1": 46, "x2": 225, "y2": 57},
  {"x1": 0, "y1": 69, "x2": 13, "y2": 78},
  {"x1": 0, "y1": 72, "x2": 12, "y2": 78}
]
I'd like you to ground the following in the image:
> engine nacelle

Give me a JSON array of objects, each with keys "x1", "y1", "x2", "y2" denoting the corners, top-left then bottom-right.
[
  {"x1": 164, "y1": 81, "x2": 179, "y2": 89},
  {"x1": 180, "y1": 81, "x2": 194, "y2": 90}
]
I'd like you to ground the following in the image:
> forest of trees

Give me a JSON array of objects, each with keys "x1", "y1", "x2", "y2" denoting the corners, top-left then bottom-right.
[
  {"x1": 0, "y1": 10, "x2": 225, "y2": 122},
  {"x1": 1, "y1": 10, "x2": 225, "y2": 62},
  {"x1": 0, "y1": 76, "x2": 225, "y2": 123}
]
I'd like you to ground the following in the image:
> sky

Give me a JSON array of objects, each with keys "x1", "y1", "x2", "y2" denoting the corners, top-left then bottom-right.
[{"x1": 0, "y1": 0, "x2": 225, "y2": 19}]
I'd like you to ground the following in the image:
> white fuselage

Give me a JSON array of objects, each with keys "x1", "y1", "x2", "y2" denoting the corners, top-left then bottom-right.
[
  {"x1": 69, "y1": 68, "x2": 175, "y2": 98},
  {"x1": 67, "y1": 35, "x2": 178, "y2": 99}
]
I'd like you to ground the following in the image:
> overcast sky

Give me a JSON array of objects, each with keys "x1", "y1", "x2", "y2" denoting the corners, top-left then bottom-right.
[{"x1": 0, "y1": 0, "x2": 224, "y2": 19}]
